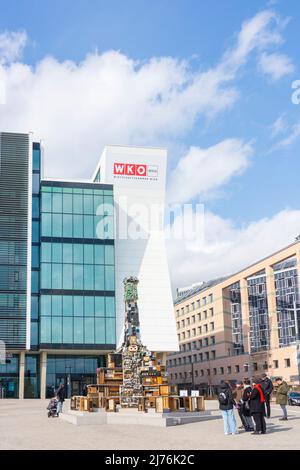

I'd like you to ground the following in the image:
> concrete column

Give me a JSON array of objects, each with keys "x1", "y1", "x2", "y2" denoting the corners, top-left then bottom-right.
[
  {"x1": 40, "y1": 351, "x2": 47, "y2": 399},
  {"x1": 19, "y1": 351, "x2": 25, "y2": 399}
]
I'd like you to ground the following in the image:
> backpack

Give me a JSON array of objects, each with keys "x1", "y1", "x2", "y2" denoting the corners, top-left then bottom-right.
[{"x1": 218, "y1": 391, "x2": 229, "y2": 405}]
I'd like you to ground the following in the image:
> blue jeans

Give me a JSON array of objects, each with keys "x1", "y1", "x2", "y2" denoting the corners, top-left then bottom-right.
[
  {"x1": 221, "y1": 409, "x2": 238, "y2": 434},
  {"x1": 280, "y1": 404, "x2": 287, "y2": 418},
  {"x1": 57, "y1": 401, "x2": 63, "y2": 414}
]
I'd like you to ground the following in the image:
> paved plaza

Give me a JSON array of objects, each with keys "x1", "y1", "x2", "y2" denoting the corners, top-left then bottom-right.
[{"x1": 0, "y1": 399, "x2": 300, "y2": 450}]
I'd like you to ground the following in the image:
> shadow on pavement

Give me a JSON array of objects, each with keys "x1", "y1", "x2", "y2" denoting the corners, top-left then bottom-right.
[{"x1": 265, "y1": 426, "x2": 292, "y2": 434}]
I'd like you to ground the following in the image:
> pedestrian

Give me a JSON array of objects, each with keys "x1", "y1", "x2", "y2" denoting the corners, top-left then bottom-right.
[
  {"x1": 82, "y1": 384, "x2": 88, "y2": 397},
  {"x1": 249, "y1": 378, "x2": 266, "y2": 435},
  {"x1": 56, "y1": 383, "x2": 65, "y2": 416},
  {"x1": 260, "y1": 373, "x2": 273, "y2": 418},
  {"x1": 241, "y1": 378, "x2": 254, "y2": 432},
  {"x1": 275, "y1": 377, "x2": 289, "y2": 421},
  {"x1": 218, "y1": 380, "x2": 238, "y2": 435},
  {"x1": 234, "y1": 381, "x2": 248, "y2": 431}
]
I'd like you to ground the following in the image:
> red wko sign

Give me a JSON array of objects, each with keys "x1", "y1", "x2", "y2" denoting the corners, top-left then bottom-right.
[{"x1": 113, "y1": 163, "x2": 158, "y2": 178}]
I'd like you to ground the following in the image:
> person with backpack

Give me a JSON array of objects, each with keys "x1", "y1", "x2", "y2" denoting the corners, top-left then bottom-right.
[
  {"x1": 218, "y1": 381, "x2": 238, "y2": 435},
  {"x1": 249, "y1": 379, "x2": 266, "y2": 434},
  {"x1": 241, "y1": 378, "x2": 254, "y2": 432},
  {"x1": 260, "y1": 373, "x2": 273, "y2": 418}
]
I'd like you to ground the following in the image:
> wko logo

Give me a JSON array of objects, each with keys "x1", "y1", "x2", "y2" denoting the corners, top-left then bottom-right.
[{"x1": 113, "y1": 163, "x2": 158, "y2": 178}]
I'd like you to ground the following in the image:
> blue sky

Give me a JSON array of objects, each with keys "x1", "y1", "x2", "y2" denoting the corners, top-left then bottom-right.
[{"x1": 1, "y1": 0, "x2": 300, "y2": 285}]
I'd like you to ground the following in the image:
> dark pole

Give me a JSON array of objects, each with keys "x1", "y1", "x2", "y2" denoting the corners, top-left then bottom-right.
[{"x1": 191, "y1": 359, "x2": 195, "y2": 390}]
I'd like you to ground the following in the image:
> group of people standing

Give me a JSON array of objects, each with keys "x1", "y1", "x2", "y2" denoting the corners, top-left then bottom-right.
[{"x1": 218, "y1": 374, "x2": 290, "y2": 436}]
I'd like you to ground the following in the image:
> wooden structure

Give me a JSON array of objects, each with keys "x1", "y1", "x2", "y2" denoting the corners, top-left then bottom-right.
[{"x1": 70, "y1": 279, "x2": 205, "y2": 414}]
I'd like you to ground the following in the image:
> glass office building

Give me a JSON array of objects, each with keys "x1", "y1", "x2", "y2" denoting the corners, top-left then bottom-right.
[{"x1": 0, "y1": 133, "x2": 116, "y2": 398}]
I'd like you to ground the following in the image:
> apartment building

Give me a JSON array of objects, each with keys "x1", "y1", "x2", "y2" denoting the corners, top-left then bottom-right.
[{"x1": 167, "y1": 241, "x2": 300, "y2": 394}]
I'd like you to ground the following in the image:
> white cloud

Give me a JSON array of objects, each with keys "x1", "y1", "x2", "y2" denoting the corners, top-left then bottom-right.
[
  {"x1": 276, "y1": 121, "x2": 300, "y2": 148},
  {"x1": 168, "y1": 209, "x2": 300, "y2": 289},
  {"x1": 167, "y1": 139, "x2": 252, "y2": 204},
  {"x1": 258, "y1": 52, "x2": 295, "y2": 81},
  {"x1": 0, "y1": 10, "x2": 291, "y2": 178},
  {"x1": 270, "y1": 113, "x2": 287, "y2": 137},
  {"x1": 0, "y1": 31, "x2": 27, "y2": 65}
]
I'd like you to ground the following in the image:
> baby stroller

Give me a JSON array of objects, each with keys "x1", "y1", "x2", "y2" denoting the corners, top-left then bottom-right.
[{"x1": 47, "y1": 398, "x2": 58, "y2": 418}]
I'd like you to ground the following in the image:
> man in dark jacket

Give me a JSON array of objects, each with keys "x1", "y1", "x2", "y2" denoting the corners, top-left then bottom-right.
[
  {"x1": 241, "y1": 379, "x2": 254, "y2": 432},
  {"x1": 260, "y1": 373, "x2": 273, "y2": 418},
  {"x1": 218, "y1": 381, "x2": 238, "y2": 435},
  {"x1": 56, "y1": 384, "x2": 65, "y2": 415},
  {"x1": 249, "y1": 379, "x2": 266, "y2": 434}
]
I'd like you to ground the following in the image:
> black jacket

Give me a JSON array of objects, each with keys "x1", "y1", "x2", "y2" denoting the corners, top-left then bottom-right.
[
  {"x1": 241, "y1": 386, "x2": 252, "y2": 416},
  {"x1": 249, "y1": 386, "x2": 265, "y2": 414},
  {"x1": 260, "y1": 377, "x2": 273, "y2": 396},
  {"x1": 218, "y1": 383, "x2": 236, "y2": 411},
  {"x1": 57, "y1": 387, "x2": 65, "y2": 402}
]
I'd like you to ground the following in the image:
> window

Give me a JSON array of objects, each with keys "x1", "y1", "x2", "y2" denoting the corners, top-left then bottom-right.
[
  {"x1": 204, "y1": 311, "x2": 207, "y2": 319},
  {"x1": 273, "y1": 360, "x2": 279, "y2": 369},
  {"x1": 205, "y1": 352, "x2": 209, "y2": 360},
  {"x1": 235, "y1": 365, "x2": 240, "y2": 373},
  {"x1": 31, "y1": 246, "x2": 39, "y2": 268},
  {"x1": 210, "y1": 322, "x2": 214, "y2": 331},
  {"x1": 204, "y1": 324, "x2": 208, "y2": 333},
  {"x1": 32, "y1": 221, "x2": 40, "y2": 242},
  {"x1": 209, "y1": 308, "x2": 214, "y2": 317},
  {"x1": 211, "y1": 350, "x2": 216, "y2": 360},
  {"x1": 31, "y1": 271, "x2": 39, "y2": 294},
  {"x1": 227, "y1": 366, "x2": 232, "y2": 374},
  {"x1": 220, "y1": 367, "x2": 224, "y2": 375},
  {"x1": 211, "y1": 336, "x2": 215, "y2": 345},
  {"x1": 197, "y1": 313, "x2": 201, "y2": 321},
  {"x1": 285, "y1": 358, "x2": 291, "y2": 368},
  {"x1": 192, "y1": 315, "x2": 195, "y2": 323},
  {"x1": 213, "y1": 368, "x2": 217, "y2": 375},
  {"x1": 200, "y1": 370, "x2": 204, "y2": 376}
]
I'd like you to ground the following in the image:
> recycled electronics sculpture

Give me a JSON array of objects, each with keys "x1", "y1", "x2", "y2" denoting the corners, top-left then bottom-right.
[{"x1": 120, "y1": 276, "x2": 155, "y2": 408}]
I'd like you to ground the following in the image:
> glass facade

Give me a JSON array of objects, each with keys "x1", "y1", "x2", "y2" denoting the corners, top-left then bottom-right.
[
  {"x1": 0, "y1": 133, "x2": 30, "y2": 349},
  {"x1": 0, "y1": 355, "x2": 19, "y2": 398},
  {"x1": 228, "y1": 282, "x2": 244, "y2": 355},
  {"x1": 274, "y1": 257, "x2": 300, "y2": 347},
  {"x1": 39, "y1": 181, "x2": 116, "y2": 349},
  {"x1": 24, "y1": 355, "x2": 40, "y2": 398},
  {"x1": 46, "y1": 355, "x2": 105, "y2": 398},
  {"x1": 31, "y1": 143, "x2": 41, "y2": 349},
  {"x1": 247, "y1": 270, "x2": 270, "y2": 353}
]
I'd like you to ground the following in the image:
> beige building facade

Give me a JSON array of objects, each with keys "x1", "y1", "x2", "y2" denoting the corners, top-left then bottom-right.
[{"x1": 167, "y1": 241, "x2": 300, "y2": 394}]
